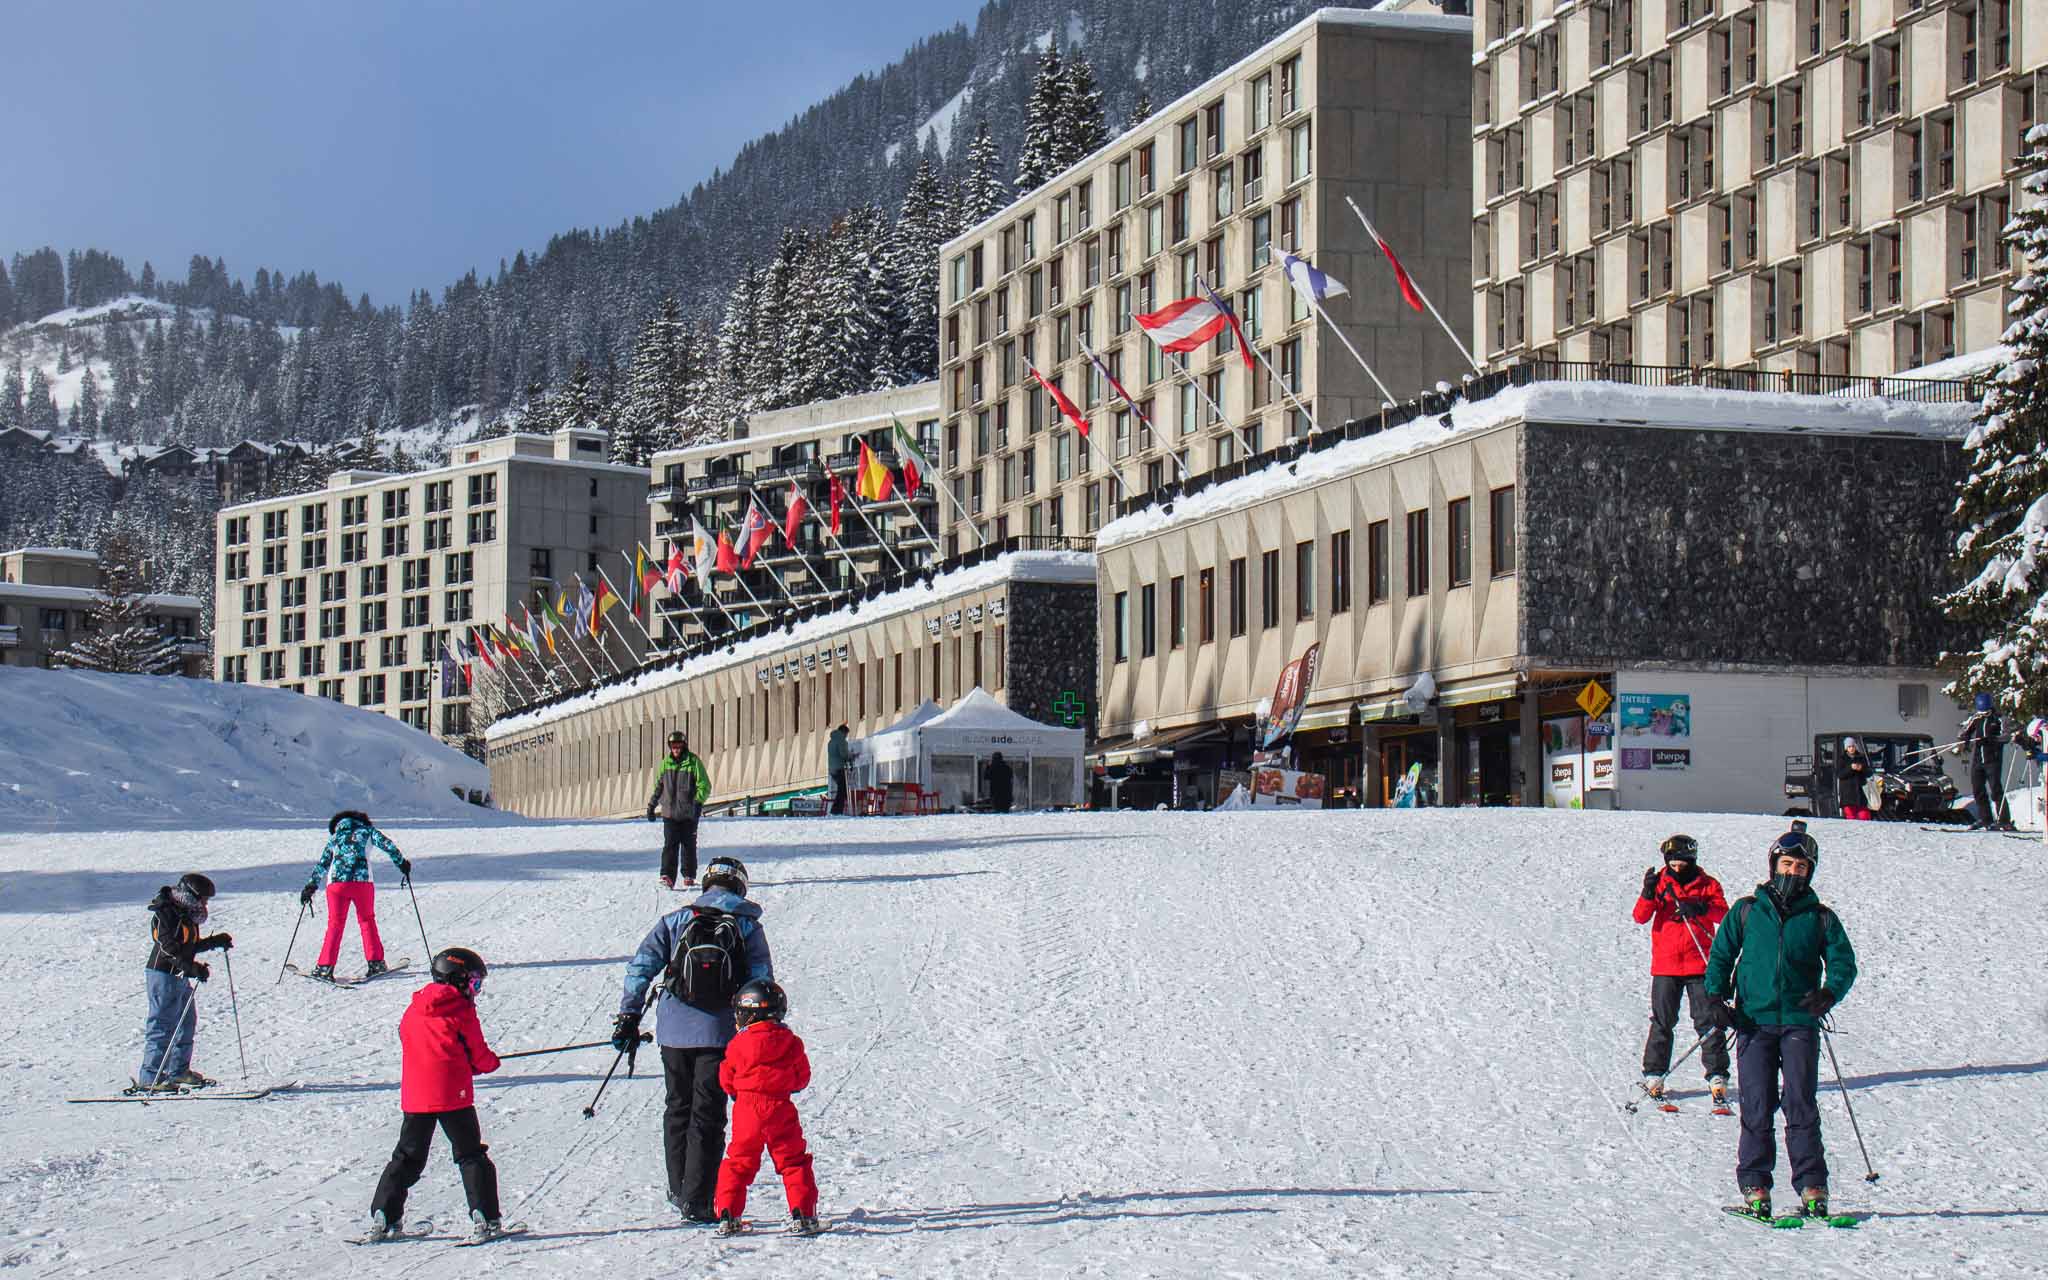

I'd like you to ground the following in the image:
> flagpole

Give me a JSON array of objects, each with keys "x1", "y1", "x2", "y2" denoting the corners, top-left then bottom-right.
[
  {"x1": 542, "y1": 589, "x2": 603, "y2": 681},
  {"x1": 594, "y1": 561, "x2": 657, "y2": 656},
  {"x1": 819, "y1": 527, "x2": 872, "y2": 589},
  {"x1": 825, "y1": 464, "x2": 909, "y2": 576},
  {"x1": 892, "y1": 419, "x2": 985, "y2": 546},
  {"x1": 1164, "y1": 348, "x2": 1259, "y2": 460},
  {"x1": 1309, "y1": 293, "x2": 1396, "y2": 406},
  {"x1": 1344, "y1": 196, "x2": 1483, "y2": 374},
  {"x1": 1074, "y1": 339, "x2": 1179, "y2": 487},
  {"x1": 717, "y1": 525, "x2": 781, "y2": 624},
  {"x1": 572, "y1": 575, "x2": 627, "y2": 675},
  {"x1": 484, "y1": 630, "x2": 540, "y2": 704},
  {"x1": 494, "y1": 624, "x2": 544, "y2": 704},
  {"x1": 637, "y1": 539, "x2": 709, "y2": 648},
  {"x1": 672, "y1": 530, "x2": 748, "y2": 641},
  {"x1": 521, "y1": 604, "x2": 576, "y2": 693},
  {"x1": 1197, "y1": 273, "x2": 1322, "y2": 435}
]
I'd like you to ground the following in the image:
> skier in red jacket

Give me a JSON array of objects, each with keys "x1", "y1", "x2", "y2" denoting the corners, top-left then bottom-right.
[
  {"x1": 713, "y1": 980, "x2": 822, "y2": 1237},
  {"x1": 366, "y1": 948, "x2": 509, "y2": 1243},
  {"x1": 1632, "y1": 834, "x2": 1730, "y2": 1105}
]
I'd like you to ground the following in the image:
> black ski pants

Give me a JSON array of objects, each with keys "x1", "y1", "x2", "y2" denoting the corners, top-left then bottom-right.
[
  {"x1": 1642, "y1": 975, "x2": 1730, "y2": 1078},
  {"x1": 660, "y1": 817, "x2": 700, "y2": 883},
  {"x1": 1736, "y1": 1024, "x2": 1828, "y2": 1194},
  {"x1": 662, "y1": 1045, "x2": 728, "y2": 1213},
  {"x1": 370, "y1": 1106, "x2": 500, "y2": 1224},
  {"x1": 1970, "y1": 751, "x2": 2008, "y2": 825},
  {"x1": 830, "y1": 769, "x2": 850, "y2": 815}
]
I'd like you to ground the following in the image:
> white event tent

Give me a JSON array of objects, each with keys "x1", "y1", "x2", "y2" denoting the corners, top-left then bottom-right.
[{"x1": 854, "y1": 688, "x2": 1085, "y2": 810}]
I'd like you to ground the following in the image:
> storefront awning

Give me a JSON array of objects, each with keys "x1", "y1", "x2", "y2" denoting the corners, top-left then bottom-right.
[
  {"x1": 1094, "y1": 724, "x2": 1224, "y2": 767},
  {"x1": 1292, "y1": 702, "x2": 1357, "y2": 733},
  {"x1": 1359, "y1": 675, "x2": 1523, "y2": 722}
]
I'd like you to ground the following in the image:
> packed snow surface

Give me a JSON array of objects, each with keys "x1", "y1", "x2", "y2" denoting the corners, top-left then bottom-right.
[
  {"x1": 2, "y1": 808, "x2": 2042, "y2": 1276},
  {"x1": 0, "y1": 668, "x2": 490, "y2": 829}
]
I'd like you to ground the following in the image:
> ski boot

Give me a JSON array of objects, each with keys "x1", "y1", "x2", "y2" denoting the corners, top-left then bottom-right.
[
  {"x1": 126, "y1": 1078, "x2": 184, "y2": 1096},
  {"x1": 715, "y1": 1213, "x2": 745, "y2": 1237},
  {"x1": 170, "y1": 1069, "x2": 216, "y2": 1089},
  {"x1": 309, "y1": 963, "x2": 337, "y2": 982},
  {"x1": 790, "y1": 1211, "x2": 824, "y2": 1236},
  {"x1": 660, "y1": 874, "x2": 675, "y2": 891},
  {"x1": 363, "y1": 1210, "x2": 396, "y2": 1243},
  {"x1": 470, "y1": 1210, "x2": 510, "y2": 1243},
  {"x1": 1737, "y1": 1188, "x2": 1773, "y2": 1222},
  {"x1": 1707, "y1": 1075, "x2": 1731, "y2": 1112},
  {"x1": 683, "y1": 876, "x2": 697, "y2": 888},
  {"x1": 668, "y1": 1193, "x2": 718, "y2": 1226},
  {"x1": 1800, "y1": 1188, "x2": 1830, "y2": 1220},
  {"x1": 1641, "y1": 1075, "x2": 1666, "y2": 1102},
  {"x1": 363, "y1": 959, "x2": 389, "y2": 979}
]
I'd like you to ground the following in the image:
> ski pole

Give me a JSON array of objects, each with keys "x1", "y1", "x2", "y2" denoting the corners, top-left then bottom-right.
[
  {"x1": 581, "y1": 1048, "x2": 631, "y2": 1118},
  {"x1": 1819, "y1": 1024, "x2": 1881, "y2": 1182},
  {"x1": 403, "y1": 875, "x2": 431, "y2": 960},
  {"x1": 276, "y1": 898, "x2": 311, "y2": 985},
  {"x1": 583, "y1": 988, "x2": 658, "y2": 1117},
  {"x1": 502, "y1": 1033, "x2": 649, "y2": 1062},
  {"x1": 221, "y1": 948, "x2": 249, "y2": 1081}
]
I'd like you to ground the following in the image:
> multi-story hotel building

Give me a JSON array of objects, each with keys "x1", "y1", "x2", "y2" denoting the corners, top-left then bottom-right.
[
  {"x1": 214, "y1": 428, "x2": 650, "y2": 737},
  {"x1": 1472, "y1": 0, "x2": 2046, "y2": 373},
  {"x1": 1, "y1": 547, "x2": 207, "y2": 675},
  {"x1": 646, "y1": 384, "x2": 945, "y2": 649},
  {"x1": 936, "y1": 8, "x2": 1473, "y2": 549}
]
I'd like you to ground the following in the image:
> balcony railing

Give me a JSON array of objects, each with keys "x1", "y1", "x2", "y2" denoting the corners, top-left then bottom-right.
[
  {"x1": 686, "y1": 471, "x2": 754, "y2": 495},
  {"x1": 754, "y1": 459, "x2": 823, "y2": 485},
  {"x1": 0, "y1": 624, "x2": 18, "y2": 649}
]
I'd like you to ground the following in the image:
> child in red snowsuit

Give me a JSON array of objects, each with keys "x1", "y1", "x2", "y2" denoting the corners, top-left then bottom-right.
[{"x1": 714, "y1": 980, "x2": 821, "y2": 1235}]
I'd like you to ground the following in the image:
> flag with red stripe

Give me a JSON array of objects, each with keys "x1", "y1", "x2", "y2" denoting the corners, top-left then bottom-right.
[
  {"x1": 1133, "y1": 295, "x2": 1232, "y2": 353},
  {"x1": 1027, "y1": 362, "x2": 1090, "y2": 437}
]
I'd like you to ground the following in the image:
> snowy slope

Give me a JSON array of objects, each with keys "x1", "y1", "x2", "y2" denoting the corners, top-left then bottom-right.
[
  {"x1": 0, "y1": 667, "x2": 490, "y2": 830},
  {"x1": 0, "y1": 808, "x2": 2042, "y2": 1276}
]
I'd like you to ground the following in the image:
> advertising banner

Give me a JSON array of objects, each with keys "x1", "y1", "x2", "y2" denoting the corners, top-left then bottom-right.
[
  {"x1": 1249, "y1": 767, "x2": 1326, "y2": 808},
  {"x1": 1618, "y1": 692, "x2": 1693, "y2": 771},
  {"x1": 1260, "y1": 642, "x2": 1323, "y2": 750}
]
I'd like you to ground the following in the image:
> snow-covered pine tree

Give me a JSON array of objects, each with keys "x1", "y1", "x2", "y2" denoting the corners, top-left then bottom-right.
[
  {"x1": 53, "y1": 530, "x2": 183, "y2": 676},
  {"x1": 961, "y1": 119, "x2": 1010, "y2": 225},
  {"x1": 24, "y1": 367, "x2": 60, "y2": 434},
  {"x1": 1127, "y1": 89, "x2": 1154, "y2": 129},
  {"x1": 616, "y1": 297, "x2": 692, "y2": 463},
  {"x1": 71, "y1": 367, "x2": 102, "y2": 433},
  {"x1": 1016, "y1": 40, "x2": 1067, "y2": 191},
  {"x1": 1941, "y1": 126, "x2": 2048, "y2": 715},
  {"x1": 1059, "y1": 51, "x2": 1109, "y2": 167},
  {"x1": 889, "y1": 159, "x2": 952, "y2": 382},
  {"x1": 0, "y1": 258, "x2": 15, "y2": 327},
  {"x1": 0, "y1": 363, "x2": 23, "y2": 429}
]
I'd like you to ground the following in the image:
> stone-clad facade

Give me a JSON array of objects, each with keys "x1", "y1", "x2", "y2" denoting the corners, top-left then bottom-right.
[
  {"x1": 1520, "y1": 420, "x2": 1968, "y2": 669},
  {"x1": 1000, "y1": 580, "x2": 1100, "y2": 737}
]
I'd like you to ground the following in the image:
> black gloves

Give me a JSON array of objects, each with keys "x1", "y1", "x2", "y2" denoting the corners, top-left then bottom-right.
[
  {"x1": 397, "y1": 858, "x2": 413, "y2": 879},
  {"x1": 1674, "y1": 899, "x2": 1707, "y2": 921},
  {"x1": 1703, "y1": 997, "x2": 1735, "y2": 1029},
  {"x1": 645, "y1": 808, "x2": 657, "y2": 823},
  {"x1": 1640, "y1": 867, "x2": 1661, "y2": 900},
  {"x1": 611, "y1": 1012, "x2": 643, "y2": 1053},
  {"x1": 300, "y1": 881, "x2": 317, "y2": 907},
  {"x1": 1799, "y1": 989, "x2": 1837, "y2": 1016},
  {"x1": 189, "y1": 961, "x2": 211, "y2": 983},
  {"x1": 202, "y1": 932, "x2": 233, "y2": 951}
]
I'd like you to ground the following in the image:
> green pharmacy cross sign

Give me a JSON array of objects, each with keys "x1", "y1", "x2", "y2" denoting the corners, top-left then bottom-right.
[{"x1": 1053, "y1": 690, "x2": 1087, "y2": 726}]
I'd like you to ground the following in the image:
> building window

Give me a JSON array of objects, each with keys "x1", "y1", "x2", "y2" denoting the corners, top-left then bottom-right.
[
  {"x1": 1405, "y1": 509, "x2": 1431, "y2": 597},
  {"x1": 1288, "y1": 121, "x2": 1312, "y2": 184},
  {"x1": 1228, "y1": 556, "x2": 1248, "y2": 637},
  {"x1": 1260, "y1": 549, "x2": 1281, "y2": 629},
  {"x1": 1490, "y1": 487, "x2": 1517, "y2": 576},
  {"x1": 1198, "y1": 567, "x2": 1215, "y2": 644},
  {"x1": 1448, "y1": 498, "x2": 1473, "y2": 587},
  {"x1": 1113, "y1": 591, "x2": 1129, "y2": 663},
  {"x1": 1139, "y1": 583, "x2": 1158, "y2": 658},
  {"x1": 1168, "y1": 575, "x2": 1186, "y2": 649},
  {"x1": 1331, "y1": 530, "x2": 1352, "y2": 614},
  {"x1": 1294, "y1": 540, "x2": 1316, "y2": 620}
]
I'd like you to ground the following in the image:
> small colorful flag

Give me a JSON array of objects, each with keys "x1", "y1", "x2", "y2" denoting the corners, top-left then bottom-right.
[
  {"x1": 590, "y1": 579, "x2": 615, "y2": 638},
  {"x1": 502, "y1": 615, "x2": 527, "y2": 658},
  {"x1": 522, "y1": 605, "x2": 543, "y2": 654},
  {"x1": 693, "y1": 520, "x2": 721, "y2": 589},
  {"x1": 1279, "y1": 250, "x2": 1348, "y2": 303},
  {"x1": 856, "y1": 439, "x2": 895, "y2": 502},
  {"x1": 1083, "y1": 346, "x2": 1152, "y2": 431},
  {"x1": 1194, "y1": 281, "x2": 1256, "y2": 372},
  {"x1": 575, "y1": 581, "x2": 595, "y2": 635},
  {"x1": 783, "y1": 481, "x2": 811, "y2": 545},
  {"x1": 540, "y1": 592, "x2": 566, "y2": 654},
  {"x1": 738, "y1": 501, "x2": 774, "y2": 569},
  {"x1": 826, "y1": 468, "x2": 846, "y2": 535},
  {"x1": 715, "y1": 526, "x2": 739, "y2": 576},
  {"x1": 439, "y1": 643, "x2": 463, "y2": 695},
  {"x1": 1361, "y1": 218, "x2": 1424, "y2": 312},
  {"x1": 1028, "y1": 362, "x2": 1092, "y2": 438},
  {"x1": 665, "y1": 542, "x2": 686, "y2": 593},
  {"x1": 471, "y1": 626, "x2": 497, "y2": 672},
  {"x1": 891, "y1": 417, "x2": 931, "y2": 498},
  {"x1": 1134, "y1": 294, "x2": 1234, "y2": 353}
]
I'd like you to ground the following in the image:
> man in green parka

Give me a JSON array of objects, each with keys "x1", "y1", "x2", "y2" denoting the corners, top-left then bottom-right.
[
  {"x1": 1704, "y1": 821, "x2": 1858, "y2": 1223},
  {"x1": 646, "y1": 730, "x2": 712, "y2": 890}
]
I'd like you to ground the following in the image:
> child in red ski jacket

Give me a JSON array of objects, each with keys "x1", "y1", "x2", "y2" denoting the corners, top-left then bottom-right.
[
  {"x1": 1633, "y1": 834, "x2": 1730, "y2": 1102},
  {"x1": 713, "y1": 979, "x2": 821, "y2": 1236},
  {"x1": 367, "y1": 947, "x2": 507, "y2": 1242}
]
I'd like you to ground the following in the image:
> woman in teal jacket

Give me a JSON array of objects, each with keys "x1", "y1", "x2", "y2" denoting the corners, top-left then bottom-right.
[{"x1": 1704, "y1": 823, "x2": 1857, "y2": 1222}]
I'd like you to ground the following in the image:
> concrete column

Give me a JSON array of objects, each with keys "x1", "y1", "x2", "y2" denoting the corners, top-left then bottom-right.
[
  {"x1": 1364, "y1": 725, "x2": 1385, "y2": 808},
  {"x1": 1437, "y1": 707, "x2": 1460, "y2": 807},
  {"x1": 1521, "y1": 684, "x2": 1544, "y2": 807}
]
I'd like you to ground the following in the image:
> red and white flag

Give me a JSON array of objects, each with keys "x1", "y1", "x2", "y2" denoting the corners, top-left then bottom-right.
[
  {"x1": 826, "y1": 468, "x2": 845, "y2": 535},
  {"x1": 1364, "y1": 220, "x2": 1425, "y2": 312},
  {"x1": 738, "y1": 501, "x2": 774, "y2": 570},
  {"x1": 1027, "y1": 362, "x2": 1091, "y2": 438},
  {"x1": 1133, "y1": 295, "x2": 1233, "y2": 353},
  {"x1": 783, "y1": 480, "x2": 810, "y2": 545}
]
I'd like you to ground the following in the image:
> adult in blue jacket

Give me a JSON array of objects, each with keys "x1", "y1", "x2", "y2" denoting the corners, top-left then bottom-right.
[{"x1": 612, "y1": 856, "x2": 771, "y2": 1224}]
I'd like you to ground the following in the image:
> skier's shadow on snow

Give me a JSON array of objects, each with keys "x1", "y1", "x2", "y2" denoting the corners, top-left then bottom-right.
[
  {"x1": 1660, "y1": 1058, "x2": 2048, "y2": 1102},
  {"x1": 755, "y1": 870, "x2": 993, "y2": 888},
  {"x1": 838, "y1": 1187, "x2": 1480, "y2": 1233}
]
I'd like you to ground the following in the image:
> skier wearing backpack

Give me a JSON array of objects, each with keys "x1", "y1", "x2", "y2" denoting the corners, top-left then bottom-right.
[
  {"x1": 611, "y1": 855, "x2": 771, "y2": 1224},
  {"x1": 1632, "y1": 834, "x2": 1730, "y2": 1106},
  {"x1": 1704, "y1": 823, "x2": 1859, "y2": 1223},
  {"x1": 646, "y1": 731, "x2": 712, "y2": 889}
]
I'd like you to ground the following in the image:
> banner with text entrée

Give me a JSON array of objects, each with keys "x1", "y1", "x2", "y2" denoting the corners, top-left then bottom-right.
[{"x1": 1261, "y1": 642, "x2": 1323, "y2": 751}]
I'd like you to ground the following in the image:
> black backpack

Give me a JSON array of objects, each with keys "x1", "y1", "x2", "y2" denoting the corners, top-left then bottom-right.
[{"x1": 665, "y1": 908, "x2": 747, "y2": 1010}]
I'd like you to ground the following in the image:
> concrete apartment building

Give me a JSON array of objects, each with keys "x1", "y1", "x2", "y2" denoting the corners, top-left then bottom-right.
[
  {"x1": 486, "y1": 551, "x2": 1096, "y2": 817},
  {"x1": 0, "y1": 547, "x2": 207, "y2": 676},
  {"x1": 213, "y1": 428, "x2": 650, "y2": 736},
  {"x1": 1092, "y1": 371, "x2": 1974, "y2": 813},
  {"x1": 646, "y1": 384, "x2": 945, "y2": 649},
  {"x1": 1471, "y1": 0, "x2": 2046, "y2": 373},
  {"x1": 936, "y1": 8, "x2": 1473, "y2": 549}
]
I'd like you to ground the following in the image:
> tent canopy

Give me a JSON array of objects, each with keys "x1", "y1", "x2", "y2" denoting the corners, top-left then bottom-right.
[{"x1": 852, "y1": 687, "x2": 1086, "y2": 809}]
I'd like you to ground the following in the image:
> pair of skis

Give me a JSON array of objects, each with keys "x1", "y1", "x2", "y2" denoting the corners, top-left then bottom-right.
[
  {"x1": 1721, "y1": 1205, "x2": 1860, "y2": 1230},
  {"x1": 283, "y1": 957, "x2": 413, "y2": 988},
  {"x1": 1626, "y1": 1080, "x2": 1732, "y2": 1116},
  {"x1": 68, "y1": 1080, "x2": 298, "y2": 1105},
  {"x1": 345, "y1": 1221, "x2": 530, "y2": 1247}
]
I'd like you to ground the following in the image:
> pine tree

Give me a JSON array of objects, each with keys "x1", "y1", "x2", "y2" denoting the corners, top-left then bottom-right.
[
  {"x1": 0, "y1": 363, "x2": 23, "y2": 429},
  {"x1": 71, "y1": 367, "x2": 103, "y2": 434},
  {"x1": 54, "y1": 530, "x2": 183, "y2": 676},
  {"x1": 1941, "y1": 129, "x2": 2048, "y2": 715},
  {"x1": 0, "y1": 258, "x2": 15, "y2": 327},
  {"x1": 889, "y1": 159, "x2": 951, "y2": 382},
  {"x1": 616, "y1": 297, "x2": 691, "y2": 463},
  {"x1": 960, "y1": 119, "x2": 1009, "y2": 225},
  {"x1": 1059, "y1": 52, "x2": 1109, "y2": 167},
  {"x1": 557, "y1": 359, "x2": 600, "y2": 431},
  {"x1": 1016, "y1": 40, "x2": 1067, "y2": 191},
  {"x1": 1128, "y1": 89, "x2": 1154, "y2": 128},
  {"x1": 25, "y1": 367, "x2": 60, "y2": 434}
]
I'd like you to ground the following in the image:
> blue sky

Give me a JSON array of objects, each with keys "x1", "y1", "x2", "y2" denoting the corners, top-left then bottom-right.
[{"x1": 1, "y1": 0, "x2": 973, "y2": 306}]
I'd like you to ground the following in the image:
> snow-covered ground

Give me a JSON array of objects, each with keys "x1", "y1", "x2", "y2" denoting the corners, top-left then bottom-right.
[
  {"x1": 1, "y1": 807, "x2": 2041, "y2": 1276},
  {"x1": 0, "y1": 668, "x2": 490, "y2": 829}
]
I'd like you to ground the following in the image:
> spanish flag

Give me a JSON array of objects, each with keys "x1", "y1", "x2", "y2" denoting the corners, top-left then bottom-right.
[{"x1": 857, "y1": 439, "x2": 895, "y2": 502}]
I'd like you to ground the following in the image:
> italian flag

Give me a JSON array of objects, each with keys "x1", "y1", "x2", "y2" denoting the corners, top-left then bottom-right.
[{"x1": 891, "y1": 417, "x2": 930, "y2": 498}]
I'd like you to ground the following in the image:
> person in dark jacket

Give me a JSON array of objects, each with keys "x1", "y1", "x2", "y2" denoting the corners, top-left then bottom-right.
[
  {"x1": 139, "y1": 873, "x2": 233, "y2": 1091},
  {"x1": 1705, "y1": 823, "x2": 1859, "y2": 1222},
  {"x1": 1956, "y1": 694, "x2": 2013, "y2": 830},
  {"x1": 1631, "y1": 834, "x2": 1730, "y2": 1102},
  {"x1": 1836, "y1": 737, "x2": 1873, "y2": 820},
  {"x1": 983, "y1": 752, "x2": 1015, "y2": 813},
  {"x1": 826, "y1": 725, "x2": 855, "y2": 815},
  {"x1": 611, "y1": 856, "x2": 772, "y2": 1224},
  {"x1": 647, "y1": 731, "x2": 713, "y2": 889},
  {"x1": 367, "y1": 947, "x2": 507, "y2": 1243}
]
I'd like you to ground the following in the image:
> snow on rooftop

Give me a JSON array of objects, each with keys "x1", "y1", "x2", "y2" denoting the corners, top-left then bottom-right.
[
  {"x1": 0, "y1": 581, "x2": 202, "y2": 610},
  {"x1": 1097, "y1": 379, "x2": 1975, "y2": 549},
  {"x1": 489, "y1": 550, "x2": 1096, "y2": 738},
  {"x1": 0, "y1": 547, "x2": 97, "y2": 561}
]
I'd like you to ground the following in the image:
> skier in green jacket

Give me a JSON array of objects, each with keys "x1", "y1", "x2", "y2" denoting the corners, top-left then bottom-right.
[
  {"x1": 646, "y1": 730, "x2": 712, "y2": 889},
  {"x1": 1704, "y1": 821, "x2": 1858, "y2": 1223}
]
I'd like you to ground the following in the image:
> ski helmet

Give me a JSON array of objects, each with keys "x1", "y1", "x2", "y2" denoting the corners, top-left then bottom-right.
[
  {"x1": 1841, "y1": 736, "x2": 1859, "y2": 750},
  {"x1": 702, "y1": 856, "x2": 749, "y2": 896},
  {"x1": 1659, "y1": 834, "x2": 1699, "y2": 863},
  {"x1": 1767, "y1": 824, "x2": 1819, "y2": 877},
  {"x1": 431, "y1": 947, "x2": 488, "y2": 998},
  {"x1": 733, "y1": 978, "x2": 787, "y2": 1027},
  {"x1": 175, "y1": 872, "x2": 217, "y2": 901},
  {"x1": 1976, "y1": 692, "x2": 1994, "y2": 712},
  {"x1": 329, "y1": 809, "x2": 371, "y2": 834},
  {"x1": 668, "y1": 730, "x2": 687, "y2": 749}
]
